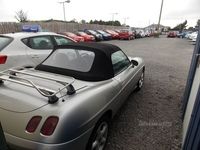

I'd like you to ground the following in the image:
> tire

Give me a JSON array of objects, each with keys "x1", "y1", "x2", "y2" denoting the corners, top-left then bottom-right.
[
  {"x1": 135, "y1": 71, "x2": 144, "y2": 91},
  {"x1": 86, "y1": 116, "x2": 110, "y2": 150}
]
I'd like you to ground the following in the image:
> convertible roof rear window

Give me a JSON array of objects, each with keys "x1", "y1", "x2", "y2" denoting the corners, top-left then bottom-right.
[
  {"x1": 36, "y1": 43, "x2": 123, "y2": 81},
  {"x1": 43, "y1": 48, "x2": 95, "y2": 72}
]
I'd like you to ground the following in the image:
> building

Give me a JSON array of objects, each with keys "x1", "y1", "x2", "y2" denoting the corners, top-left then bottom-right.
[{"x1": 144, "y1": 24, "x2": 170, "y2": 33}]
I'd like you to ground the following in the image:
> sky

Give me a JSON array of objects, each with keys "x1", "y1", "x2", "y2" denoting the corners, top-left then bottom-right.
[{"x1": 0, "y1": 0, "x2": 199, "y2": 28}]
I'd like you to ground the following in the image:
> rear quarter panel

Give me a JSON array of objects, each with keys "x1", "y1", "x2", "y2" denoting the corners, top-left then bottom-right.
[{"x1": 0, "y1": 38, "x2": 35, "y2": 71}]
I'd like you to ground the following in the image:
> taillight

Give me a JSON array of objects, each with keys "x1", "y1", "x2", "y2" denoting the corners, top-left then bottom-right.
[
  {"x1": 26, "y1": 116, "x2": 42, "y2": 133},
  {"x1": 0, "y1": 55, "x2": 7, "y2": 64},
  {"x1": 41, "y1": 116, "x2": 59, "y2": 136}
]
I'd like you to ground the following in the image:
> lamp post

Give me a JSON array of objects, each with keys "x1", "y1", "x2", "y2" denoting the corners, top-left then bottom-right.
[
  {"x1": 59, "y1": 0, "x2": 70, "y2": 21},
  {"x1": 157, "y1": 0, "x2": 164, "y2": 33},
  {"x1": 123, "y1": 17, "x2": 129, "y2": 26},
  {"x1": 111, "y1": 13, "x2": 118, "y2": 26}
]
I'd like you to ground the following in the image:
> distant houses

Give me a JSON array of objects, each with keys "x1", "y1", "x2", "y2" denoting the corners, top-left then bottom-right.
[{"x1": 144, "y1": 24, "x2": 170, "y2": 33}]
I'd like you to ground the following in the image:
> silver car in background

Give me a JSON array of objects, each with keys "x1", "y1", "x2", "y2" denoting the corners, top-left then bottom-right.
[
  {"x1": 0, "y1": 42, "x2": 145, "y2": 150},
  {"x1": 0, "y1": 32, "x2": 74, "y2": 71}
]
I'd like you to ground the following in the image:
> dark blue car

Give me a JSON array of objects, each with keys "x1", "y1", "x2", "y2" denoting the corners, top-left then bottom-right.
[
  {"x1": 84, "y1": 29, "x2": 103, "y2": 41},
  {"x1": 96, "y1": 30, "x2": 112, "y2": 40}
]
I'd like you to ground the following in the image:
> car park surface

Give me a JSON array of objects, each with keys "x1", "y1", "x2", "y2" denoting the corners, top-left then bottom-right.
[{"x1": 102, "y1": 36, "x2": 194, "y2": 150}]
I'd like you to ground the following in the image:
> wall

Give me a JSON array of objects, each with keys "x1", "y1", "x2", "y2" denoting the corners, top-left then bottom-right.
[{"x1": 0, "y1": 21, "x2": 127, "y2": 34}]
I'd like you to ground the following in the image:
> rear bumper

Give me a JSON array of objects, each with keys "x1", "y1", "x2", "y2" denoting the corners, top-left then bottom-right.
[{"x1": 5, "y1": 127, "x2": 93, "y2": 150}]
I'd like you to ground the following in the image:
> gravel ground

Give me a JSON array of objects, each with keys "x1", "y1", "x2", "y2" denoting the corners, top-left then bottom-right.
[{"x1": 103, "y1": 36, "x2": 194, "y2": 150}]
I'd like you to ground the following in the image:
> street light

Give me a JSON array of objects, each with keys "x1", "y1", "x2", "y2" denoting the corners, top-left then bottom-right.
[
  {"x1": 59, "y1": 0, "x2": 70, "y2": 21},
  {"x1": 111, "y1": 12, "x2": 118, "y2": 26},
  {"x1": 123, "y1": 17, "x2": 129, "y2": 26},
  {"x1": 157, "y1": 0, "x2": 164, "y2": 33}
]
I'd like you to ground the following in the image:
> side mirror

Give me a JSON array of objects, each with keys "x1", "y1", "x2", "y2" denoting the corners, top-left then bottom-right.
[{"x1": 131, "y1": 60, "x2": 138, "y2": 67}]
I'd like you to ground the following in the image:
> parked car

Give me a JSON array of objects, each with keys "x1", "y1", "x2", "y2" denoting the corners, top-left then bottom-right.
[
  {"x1": 135, "y1": 30, "x2": 142, "y2": 38},
  {"x1": 95, "y1": 30, "x2": 112, "y2": 40},
  {"x1": 104, "y1": 30, "x2": 119, "y2": 39},
  {"x1": 59, "y1": 32, "x2": 84, "y2": 42},
  {"x1": 138, "y1": 30, "x2": 145, "y2": 38},
  {"x1": 114, "y1": 29, "x2": 121, "y2": 33},
  {"x1": 118, "y1": 29, "x2": 134, "y2": 40},
  {"x1": 144, "y1": 30, "x2": 151, "y2": 37},
  {"x1": 0, "y1": 42, "x2": 145, "y2": 150},
  {"x1": 84, "y1": 30, "x2": 103, "y2": 41},
  {"x1": 191, "y1": 32, "x2": 198, "y2": 42},
  {"x1": 185, "y1": 31, "x2": 194, "y2": 39},
  {"x1": 76, "y1": 31, "x2": 95, "y2": 42},
  {"x1": 176, "y1": 31, "x2": 192, "y2": 38},
  {"x1": 167, "y1": 31, "x2": 177, "y2": 38},
  {"x1": 0, "y1": 32, "x2": 75, "y2": 71},
  {"x1": 188, "y1": 31, "x2": 198, "y2": 40}
]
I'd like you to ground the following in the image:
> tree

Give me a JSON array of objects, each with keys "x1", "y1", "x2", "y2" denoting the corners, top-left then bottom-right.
[
  {"x1": 69, "y1": 18, "x2": 77, "y2": 23},
  {"x1": 80, "y1": 19, "x2": 86, "y2": 24},
  {"x1": 172, "y1": 20, "x2": 187, "y2": 32},
  {"x1": 195, "y1": 19, "x2": 200, "y2": 29},
  {"x1": 88, "y1": 19, "x2": 121, "y2": 26},
  {"x1": 188, "y1": 26, "x2": 195, "y2": 31},
  {"x1": 15, "y1": 10, "x2": 28, "y2": 22}
]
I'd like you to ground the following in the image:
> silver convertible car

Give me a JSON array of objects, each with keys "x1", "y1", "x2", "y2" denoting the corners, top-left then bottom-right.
[{"x1": 0, "y1": 42, "x2": 145, "y2": 150}]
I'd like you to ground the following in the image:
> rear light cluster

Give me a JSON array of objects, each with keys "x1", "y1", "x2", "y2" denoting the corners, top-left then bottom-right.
[
  {"x1": 26, "y1": 116, "x2": 59, "y2": 136},
  {"x1": 0, "y1": 55, "x2": 7, "y2": 64}
]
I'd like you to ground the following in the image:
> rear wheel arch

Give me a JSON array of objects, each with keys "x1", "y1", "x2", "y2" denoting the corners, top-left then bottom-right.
[
  {"x1": 86, "y1": 110, "x2": 112, "y2": 150},
  {"x1": 102, "y1": 110, "x2": 112, "y2": 120}
]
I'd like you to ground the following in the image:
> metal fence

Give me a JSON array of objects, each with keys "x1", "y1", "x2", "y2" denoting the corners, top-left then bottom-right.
[{"x1": 0, "y1": 22, "x2": 127, "y2": 34}]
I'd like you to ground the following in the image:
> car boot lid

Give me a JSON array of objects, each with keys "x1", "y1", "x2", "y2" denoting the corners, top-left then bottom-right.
[{"x1": 0, "y1": 68, "x2": 88, "y2": 113}]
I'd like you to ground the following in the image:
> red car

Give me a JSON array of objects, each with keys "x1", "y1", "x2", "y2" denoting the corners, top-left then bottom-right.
[
  {"x1": 60, "y1": 32, "x2": 84, "y2": 42},
  {"x1": 105, "y1": 30, "x2": 119, "y2": 39},
  {"x1": 118, "y1": 29, "x2": 135, "y2": 40},
  {"x1": 167, "y1": 31, "x2": 177, "y2": 38},
  {"x1": 76, "y1": 32, "x2": 95, "y2": 42}
]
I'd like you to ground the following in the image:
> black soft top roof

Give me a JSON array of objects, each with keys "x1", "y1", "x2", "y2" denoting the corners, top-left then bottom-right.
[
  {"x1": 56, "y1": 42, "x2": 121, "y2": 55},
  {"x1": 35, "y1": 42, "x2": 123, "y2": 81}
]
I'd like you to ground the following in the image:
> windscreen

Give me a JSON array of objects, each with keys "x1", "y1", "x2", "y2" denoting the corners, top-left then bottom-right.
[
  {"x1": 43, "y1": 48, "x2": 95, "y2": 72},
  {"x1": 97, "y1": 30, "x2": 106, "y2": 34},
  {"x1": 0, "y1": 36, "x2": 13, "y2": 51},
  {"x1": 88, "y1": 30, "x2": 96, "y2": 34}
]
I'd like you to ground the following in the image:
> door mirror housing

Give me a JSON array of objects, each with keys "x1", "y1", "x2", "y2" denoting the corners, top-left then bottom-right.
[{"x1": 131, "y1": 60, "x2": 138, "y2": 67}]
